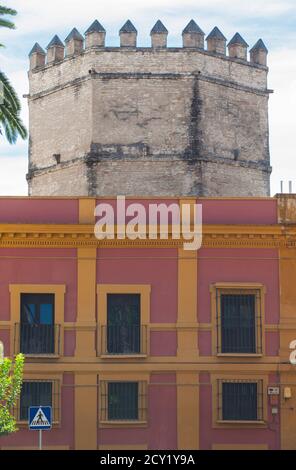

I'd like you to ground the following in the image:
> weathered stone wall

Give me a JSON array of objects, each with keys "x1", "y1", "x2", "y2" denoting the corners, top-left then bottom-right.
[
  {"x1": 28, "y1": 161, "x2": 88, "y2": 196},
  {"x1": 28, "y1": 47, "x2": 271, "y2": 197}
]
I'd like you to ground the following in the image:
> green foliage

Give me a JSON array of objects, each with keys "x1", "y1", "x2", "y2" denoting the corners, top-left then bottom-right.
[
  {"x1": 0, "y1": 4, "x2": 28, "y2": 143},
  {"x1": 0, "y1": 354, "x2": 25, "y2": 437},
  {"x1": 0, "y1": 5, "x2": 17, "y2": 47},
  {"x1": 0, "y1": 70, "x2": 27, "y2": 143}
]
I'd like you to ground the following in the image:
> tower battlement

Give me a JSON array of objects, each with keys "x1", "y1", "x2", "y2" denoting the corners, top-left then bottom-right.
[
  {"x1": 29, "y1": 20, "x2": 268, "y2": 71},
  {"x1": 27, "y1": 19, "x2": 272, "y2": 197}
]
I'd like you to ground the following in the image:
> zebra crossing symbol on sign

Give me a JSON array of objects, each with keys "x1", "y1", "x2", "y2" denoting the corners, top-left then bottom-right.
[{"x1": 29, "y1": 406, "x2": 52, "y2": 430}]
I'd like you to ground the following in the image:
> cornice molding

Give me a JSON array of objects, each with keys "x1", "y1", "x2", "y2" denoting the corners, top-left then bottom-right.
[{"x1": 0, "y1": 223, "x2": 292, "y2": 249}]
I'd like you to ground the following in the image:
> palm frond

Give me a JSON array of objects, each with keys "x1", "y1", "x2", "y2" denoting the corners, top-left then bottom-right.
[
  {"x1": 0, "y1": 71, "x2": 27, "y2": 144},
  {"x1": 0, "y1": 6, "x2": 17, "y2": 16},
  {"x1": 0, "y1": 103, "x2": 27, "y2": 143},
  {"x1": 0, "y1": 18, "x2": 15, "y2": 29},
  {"x1": 0, "y1": 5, "x2": 17, "y2": 31},
  {"x1": 0, "y1": 6, "x2": 26, "y2": 144},
  {"x1": 0, "y1": 71, "x2": 21, "y2": 112}
]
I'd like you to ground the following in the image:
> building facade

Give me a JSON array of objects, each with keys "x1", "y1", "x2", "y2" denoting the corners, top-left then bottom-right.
[
  {"x1": 0, "y1": 195, "x2": 296, "y2": 450},
  {"x1": 27, "y1": 20, "x2": 271, "y2": 197}
]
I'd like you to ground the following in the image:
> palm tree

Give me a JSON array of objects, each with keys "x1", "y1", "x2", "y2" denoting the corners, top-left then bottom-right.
[
  {"x1": 0, "y1": 5, "x2": 17, "y2": 47},
  {"x1": 0, "y1": 70, "x2": 27, "y2": 143},
  {"x1": 0, "y1": 4, "x2": 27, "y2": 143}
]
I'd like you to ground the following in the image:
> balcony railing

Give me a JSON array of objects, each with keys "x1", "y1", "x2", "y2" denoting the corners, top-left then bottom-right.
[
  {"x1": 100, "y1": 325, "x2": 148, "y2": 356},
  {"x1": 14, "y1": 323, "x2": 61, "y2": 356}
]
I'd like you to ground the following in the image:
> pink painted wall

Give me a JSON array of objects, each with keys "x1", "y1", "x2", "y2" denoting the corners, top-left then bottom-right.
[
  {"x1": 98, "y1": 428, "x2": 148, "y2": 447},
  {"x1": 199, "y1": 199, "x2": 278, "y2": 225},
  {"x1": 150, "y1": 331, "x2": 177, "y2": 356},
  {"x1": 0, "y1": 248, "x2": 77, "y2": 323},
  {"x1": 0, "y1": 197, "x2": 282, "y2": 449},
  {"x1": 95, "y1": 198, "x2": 278, "y2": 225},
  {"x1": 0, "y1": 248, "x2": 77, "y2": 359},
  {"x1": 97, "y1": 248, "x2": 178, "y2": 324},
  {"x1": 0, "y1": 197, "x2": 278, "y2": 226},
  {"x1": 0, "y1": 198, "x2": 79, "y2": 224},
  {"x1": 198, "y1": 248, "x2": 280, "y2": 358},
  {"x1": 0, "y1": 197, "x2": 277, "y2": 225},
  {"x1": 98, "y1": 374, "x2": 177, "y2": 450},
  {"x1": 148, "y1": 374, "x2": 177, "y2": 449},
  {"x1": 199, "y1": 372, "x2": 280, "y2": 450},
  {"x1": 198, "y1": 248, "x2": 279, "y2": 324},
  {"x1": 96, "y1": 199, "x2": 181, "y2": 225},
  {"x1": 0, "y1": 373, "x2": 75, "y2": 450}
]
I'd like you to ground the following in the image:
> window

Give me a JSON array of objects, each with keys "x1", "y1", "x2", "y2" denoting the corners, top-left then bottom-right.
[
  {"x1": 106, "y1": 294, "x2": 141, "y2": 355},
  {"x1": 97, "y1": 285, "x2": 150, "y2": 357},
  {"x1": 108, "y1": 382, "x2": 138, "y2": 420},
  {"x1": 218, "y1": 380, "x2": 263, "y2": 422},
  {"x1": 20, "y1": 294, "x2": 55, "y2": 355},
  {"x1": 100, "y1": 381, "x2": 147, "y2": 423},
  {"x1": 216, "y1": 289, "x2": 262, "y2": 354},
  {"x1": 19, "y1": 381, "x2": 53, "y2": 422}
]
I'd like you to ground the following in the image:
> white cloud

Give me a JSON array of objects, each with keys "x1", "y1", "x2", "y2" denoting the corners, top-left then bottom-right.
[{"x1": 1, "y1": 0, "x2": 295, "y2": 39}]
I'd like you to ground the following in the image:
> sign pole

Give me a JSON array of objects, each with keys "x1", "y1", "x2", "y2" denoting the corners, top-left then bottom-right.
[
  {"x1": 29, "y1": 406, "x2": 52, "y2": 448},
  {"x1": 39, "y1": 429, "x2": 42, "y2": 450}
]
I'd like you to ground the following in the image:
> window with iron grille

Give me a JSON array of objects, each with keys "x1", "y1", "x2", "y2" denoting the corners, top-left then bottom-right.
[
  {"x1": 106, "y1": 294, "x2": 141, "y2": 355},
  {"x1": 216, "y1": 290, "x2": 262, "y2": 354},
  {"x1": 18, "y1": 380, "x2": 60, "y2": 422},
  {"x1": 20, "y1": 294, "x2": 55, "y2": 355},
  {"x1": 100, "y1": 381, "x2": 147, "y2": 422},
  {"x1": 218, "y1": 380, "x2": 263, "y2": 422}
]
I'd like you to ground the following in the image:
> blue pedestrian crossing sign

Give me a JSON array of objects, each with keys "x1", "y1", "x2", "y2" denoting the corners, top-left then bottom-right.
[{"x1": 29, "y1": 406, "x2": 52, "y2": 430}]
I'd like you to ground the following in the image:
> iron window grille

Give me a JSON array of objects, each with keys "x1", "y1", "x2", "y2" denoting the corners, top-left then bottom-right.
[
  {"x1": 218, "y1": 379, "x2": 264, "y2": 422},
  {"x1": 16, "y1": 380, "x2": 60, "y2": 423},
  {"x1": 216, "y1": 289, "x2": 262, "y2": 354},
  {"x1": 100, "y1": 381, "x2": 147, "y2": 422}
]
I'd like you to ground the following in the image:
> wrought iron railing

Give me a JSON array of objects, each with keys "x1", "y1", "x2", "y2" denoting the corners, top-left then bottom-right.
[
  {"x1": 100, "y1": 325, "x2": 148, "y2": 356},
  {"x1": 14, "y1": 323, "x2": 61, "y2": 356}
]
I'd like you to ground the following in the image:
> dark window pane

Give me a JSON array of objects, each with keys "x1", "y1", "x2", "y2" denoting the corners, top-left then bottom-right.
[
  {"x1": 222, "y1": 382, "x2": 258, "y2": 421},
  {"x1": 221, "y1": 294, "x2": 256, "y2": 353},
  {"x1": 20, "y1": 294, "x2": 55, "y2": 354},
  {"x1": 20, "y1": 382, "x2": 52, "y2": 421},
  {"x1": 107, "y1": 294, "x2": 140, "y2": 354},
  {"x1": 108, "y1": 382, "x2": 138, "y2": 421}
]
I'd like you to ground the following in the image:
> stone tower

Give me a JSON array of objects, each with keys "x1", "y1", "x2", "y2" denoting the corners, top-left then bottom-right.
[{"x1": 27, "y1": 19, "x2": 271, "y2": 197}]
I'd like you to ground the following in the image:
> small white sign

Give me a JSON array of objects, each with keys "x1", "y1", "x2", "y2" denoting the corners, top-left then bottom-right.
[{"x1": 268, "y1": 387, "x2": 280, "y2": 396}]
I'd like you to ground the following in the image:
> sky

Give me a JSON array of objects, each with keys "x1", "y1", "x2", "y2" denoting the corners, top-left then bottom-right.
[{"x1": 0, "y1": 0, "x2": 295, "y2": 196}]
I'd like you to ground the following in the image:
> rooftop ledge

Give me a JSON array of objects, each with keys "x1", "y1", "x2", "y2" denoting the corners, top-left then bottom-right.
[{"x1": 29, "y1": 46, "x2": 269, "y2": 74}]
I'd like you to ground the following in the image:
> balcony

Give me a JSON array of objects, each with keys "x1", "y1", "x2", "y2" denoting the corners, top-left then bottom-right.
[
  {"x1": 100, "y1": 325, "x2": 148, "y2": 357},
  {"x1": 14, "y1": 323, "x2": 61, "y2": 357}
]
